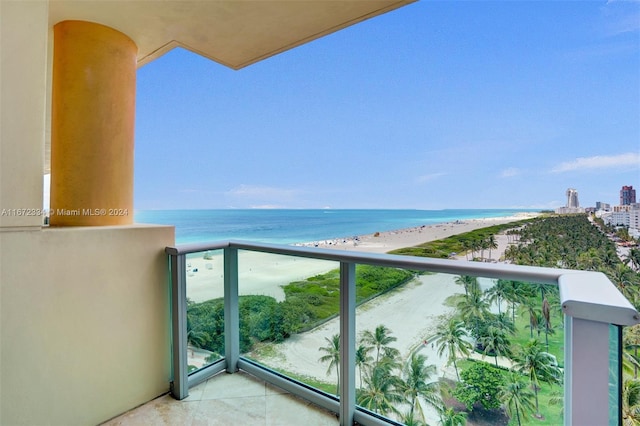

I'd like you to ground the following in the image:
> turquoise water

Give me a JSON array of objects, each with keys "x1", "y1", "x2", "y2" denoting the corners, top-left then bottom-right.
[{"x1": 135, "y1": 209, "x2": 537, "y2": 245}]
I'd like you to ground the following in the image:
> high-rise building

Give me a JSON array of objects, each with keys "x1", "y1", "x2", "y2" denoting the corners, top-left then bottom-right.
[
  {"x1": 567, "y1": 188, "x2": 579, "y2": 208},
  {"x1": 556, "y1": 188, "x2": 584, "y2": 214},
  {"x1": 620, "y1": 185, "x2": 636, "y2": 205}
]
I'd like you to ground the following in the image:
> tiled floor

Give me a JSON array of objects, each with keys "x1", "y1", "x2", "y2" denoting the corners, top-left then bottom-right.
[{"x1": 102, "y1": 371, "x2": 339, "y2": 425}]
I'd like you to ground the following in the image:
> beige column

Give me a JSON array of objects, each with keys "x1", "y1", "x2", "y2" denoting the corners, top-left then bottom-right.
[{"x1": 50, "y1": 21, "x2": 137, "y2": 226}]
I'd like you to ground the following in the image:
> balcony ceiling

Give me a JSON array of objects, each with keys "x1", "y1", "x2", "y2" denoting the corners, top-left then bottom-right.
[{"x1": 48, "y1": 0, "x2": 415, "y2": 69}]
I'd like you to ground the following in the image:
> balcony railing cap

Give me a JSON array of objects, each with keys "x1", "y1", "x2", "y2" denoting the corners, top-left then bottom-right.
[{"x1": 559, "y1": 271, "x2": 640, "y2": 326}]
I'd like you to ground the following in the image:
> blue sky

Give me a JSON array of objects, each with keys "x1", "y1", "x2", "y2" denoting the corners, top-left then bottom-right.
[{"x1": 133, "y1": 1, "x2": 639, "y2": 210}]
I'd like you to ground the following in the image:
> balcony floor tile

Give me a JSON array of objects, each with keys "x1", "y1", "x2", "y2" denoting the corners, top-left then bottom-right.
[{"x1": 102, "y1": 371, "x2": 339, "y2": 426}]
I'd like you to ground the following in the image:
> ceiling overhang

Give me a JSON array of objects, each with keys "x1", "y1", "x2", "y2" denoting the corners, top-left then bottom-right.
[{"x1": 48, "y1": 1, "x2": 416, "y2": 70}]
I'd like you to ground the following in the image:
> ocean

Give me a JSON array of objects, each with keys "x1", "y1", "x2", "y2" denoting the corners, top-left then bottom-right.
[{"x1": 135, "y1": 209, "x2": 538, "y2": 245}]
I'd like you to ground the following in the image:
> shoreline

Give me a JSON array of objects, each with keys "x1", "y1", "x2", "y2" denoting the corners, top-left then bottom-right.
[
  {"x1": 294, "y1": 212, "x2": 538, "y2": 254},
  {"x1": 184, "y1": 212, "x2": 539, "y2": 302}
]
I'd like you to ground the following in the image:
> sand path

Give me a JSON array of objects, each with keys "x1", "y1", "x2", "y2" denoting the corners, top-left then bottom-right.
[{"x1": 260, "y1": 272, "x2": 460, "y2": 380}]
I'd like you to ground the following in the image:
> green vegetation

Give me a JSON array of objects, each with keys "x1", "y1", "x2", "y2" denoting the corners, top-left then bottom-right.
[
  {"x1": 431, "y1": 214, "x2": 638, "y2": 425},
  {"x1": 283, "y1": 265, "x2": 414, "y2": 332},
  {"x1": 454, "y1": 361, "x2": 505, "y2": 410},
  {"x1": 388, "y1": 220, "x2": 534, "y2": 260},
  {"x1": 186, "y1": 265, "x2": 413, "y2": 355}
]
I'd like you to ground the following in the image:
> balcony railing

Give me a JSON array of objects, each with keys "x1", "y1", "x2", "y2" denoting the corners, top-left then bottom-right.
[{"x1": 166, "y1": 241, "x2": 638, "y2": 426}]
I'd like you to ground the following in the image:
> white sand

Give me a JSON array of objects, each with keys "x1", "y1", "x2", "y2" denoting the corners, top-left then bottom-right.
[
  {"x1": 185, "y1": 213, "x2": 538, "y2": 302},
  {"x1": 260, "y1": 273, "x2": 461, "y2": 378},
  {"x1": 299, "y1": 213, "x2": 537, "y2": 254},
  {"x1": 185, "y1": 252, "x2": 336, "y2": 302}
]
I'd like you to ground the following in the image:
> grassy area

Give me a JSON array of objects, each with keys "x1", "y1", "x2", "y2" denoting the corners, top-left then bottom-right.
[
  {"x1": 282, "y1": 264, "x2": 415, "y2": 331},
  {"x1": 388, "y1": 220, "x2": 534, "y2": 259},
  {"x1": 510, "y1": 305, "x2": 565, "y2": 368}
]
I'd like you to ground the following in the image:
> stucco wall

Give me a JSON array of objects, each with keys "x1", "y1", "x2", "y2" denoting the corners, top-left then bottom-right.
[
  {"x1": 0, "y1": 225, "x2": 174, "y2": 425},
  {"x1": 0, "y1": 0, "x2": 48, "y2": 228}
]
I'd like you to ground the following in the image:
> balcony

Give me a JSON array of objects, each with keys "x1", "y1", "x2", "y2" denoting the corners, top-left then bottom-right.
[{"x1": 110, "y1": 241, "x2": 636, "y2": 426}]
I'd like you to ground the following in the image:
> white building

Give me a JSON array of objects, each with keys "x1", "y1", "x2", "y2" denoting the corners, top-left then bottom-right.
[
  {"x1": 604, "y1": 211, "x2": 630, "y2": 227},
  {"x1": 567, "y1": 188, "x2": 580, "y2": 208},
  {"x1": 555, "y1": 188, "x2": 585, "y2": 214}
]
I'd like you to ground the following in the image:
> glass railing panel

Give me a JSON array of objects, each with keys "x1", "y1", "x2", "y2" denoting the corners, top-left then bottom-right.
[
  {"x1": 185, "y1": 249, "x2": 225, "y2": 373},
  {"x1": 354, "y1": 267, "x2": 438, "y2": 424},
  {"x1": 610, "y1": 324, "x2": 622, "y2": 426},
  {"x1": 354, "y1": 271, "x2": 565, "y2": 425},
  {"x1": 236, "y1": 250, "x2": 341, "y2": 395}
]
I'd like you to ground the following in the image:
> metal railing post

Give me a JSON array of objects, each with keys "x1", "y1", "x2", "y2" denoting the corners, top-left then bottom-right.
[
  {"x1": 564, "y1": 317, "x2": 611, "y2": 425},
  {"x1": 559, "y1": 271, "x2": 638, "y2": 426},
  {"x1": 339, "y1": 261, "x2": 356, "y2": 425},
  {"x1": 224, "y1": 247, "x2": 240, "y2": 372},
  {"x1": 170, "y1": 253, "x2": 189, "y2": 399}
]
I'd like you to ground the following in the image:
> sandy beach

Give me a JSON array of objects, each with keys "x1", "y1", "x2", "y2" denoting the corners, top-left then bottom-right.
[{"x1": 184, "y1": 212, "x2": 538, "y2": 302}]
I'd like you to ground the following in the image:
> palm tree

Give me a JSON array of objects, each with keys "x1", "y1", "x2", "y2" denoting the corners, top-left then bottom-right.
[
  {"x1": 434, "y1": 318, "x2": 472, "y2": 380},
  {"x1": 400, "y1": 352, "x2": 442, "y2": 422},
  {"x1": 186, "y1": 317, "x2": 207, "y2": 356},
  {"x1": 479, "y1": 238, "x2": 489, "y2": 260},
  {"x1": 456, "y1": 286, "x2": 491, "y2": 324},
  {"x1": 478, "y1": 326, "x2": 512, "y2": 367},
  {"x1": 486, "y1": 235, "x2": 498, "y2": 261},
  {"x1": 624, "y1": 325, "x2": 640, "y2": 379},
  {"x1": 461, "y1": 240, "x2": 472, "y2": 261},
  {"x1": 454, "y1": 275, "x2": 478, "y2": 297},
  {"x1": 513, "y1": 339, "x2": 562, "y2": 418},
  {"x1": 600, "y1": 248, "x2": 620, "y2": 270},
  {"x1": 499, "y1": 373, "x2": 535, "y2": 426},
  {"x1": 486, "y1": 279, "x2": 510, "y2": 315},
  {"x1": 355, "y1": 344, "x2": 373, "y2": 388},
  {"x1": 490, "y1": 312, "x2": 515, "y2": 335},
  {"x1": 471, "y1": 239, "x2": 482, "y2": 260},
  {"x1": 520, "y1": 298, "x2": 541, "y2": 339},
  {"x1": 577, "y1": 247, "x2": 603, "y2": 271},
  {"x1": 502, "y1": 280, "x2": 527, "y2": 324},
  {"x1": 318, "y1": 334, "x2": 341, "y2": 395},
  {"x1": 399, "y1": 411, "x2": 427, "y2": 426},
  {"x1": 440, "y1": 407, "x2": 467, "y2": 426},
  {"x1": 623, "y1": 378, "x2": 640, "y2": 426},
  {"x1": 628, "y1": 248, "x2": 640, "y2": 271},
  {"x1": 357, "y1": 360, "x2": 404, "y2": 417},
  {"x1": 361, "y1": 325, "x2": 397, "y2": 365},
  {"x1": 610, "y1": 264, "x2": 637, "y2": 305}
]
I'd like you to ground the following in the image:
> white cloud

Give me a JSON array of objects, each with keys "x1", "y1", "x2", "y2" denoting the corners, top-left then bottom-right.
[
  {"x1": 500, "y1": 167, "x2": 521, "y2": 178},
  {"x1": 249, "y1": 205, "x2": 284, "y2": 209},
  {"x1": 550, "y1": 152, "x2": 640, "y2": 173},
  {"x1": 416, "y1": 172, "x2": 446, "y2": 183},
  {"x1": 225, "y1": 184, "x2": 299, "y2": 199}
]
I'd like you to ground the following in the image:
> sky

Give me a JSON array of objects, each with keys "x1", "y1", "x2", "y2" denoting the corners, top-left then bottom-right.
[{"x1": 132, "y1": 1, "x2": 640, "y2": 211}]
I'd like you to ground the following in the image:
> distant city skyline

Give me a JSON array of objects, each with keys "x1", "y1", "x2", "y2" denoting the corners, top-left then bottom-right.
[{"x1": 55, "y1": 2, "x2": 640, "y2": 210}]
